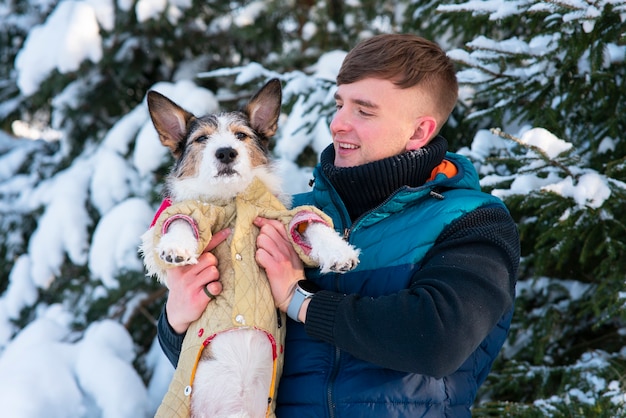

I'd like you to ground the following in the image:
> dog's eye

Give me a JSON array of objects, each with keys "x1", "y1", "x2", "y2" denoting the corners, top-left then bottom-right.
[
  {"x1": 195, "y1": 135, "x2": 208, "y2": 143},
  {"x1": 235, "y1": 132, "x2": 248, "y2": 140}
]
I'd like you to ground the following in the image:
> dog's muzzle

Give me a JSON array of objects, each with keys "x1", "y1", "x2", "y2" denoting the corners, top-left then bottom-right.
[
  {"x1": 216, "y1": 147, "x2": 238, "y2": 164},
  {"x1": 215, "y1": 147, "x2": 239, "y2": 176}
]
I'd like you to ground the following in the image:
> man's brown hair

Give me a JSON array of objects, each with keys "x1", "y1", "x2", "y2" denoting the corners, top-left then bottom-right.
[{"x1": 337, "y1": 34, "x2": 458, "y2": 127}]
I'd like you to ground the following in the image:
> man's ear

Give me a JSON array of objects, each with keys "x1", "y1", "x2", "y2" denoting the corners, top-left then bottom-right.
[{"x1": 406, "y1": 116, "x2": 437, "y2": 151}]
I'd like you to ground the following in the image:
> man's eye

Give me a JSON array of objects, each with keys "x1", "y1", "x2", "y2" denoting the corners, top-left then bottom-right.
[
  {"x1": 235, "y1": 132, "x2": 248, "y2": 140},
  {"x1": 358, "y1": 110, "x2": 373, "y2": 117}
]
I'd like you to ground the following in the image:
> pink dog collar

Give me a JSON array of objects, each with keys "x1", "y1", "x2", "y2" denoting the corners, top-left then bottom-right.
[
  {"x1": 161, "y1": 213, "x2": 200, "y2": 240},
  {"x1": 288, "y1": 210, "x2": 330, "y2": 254}
]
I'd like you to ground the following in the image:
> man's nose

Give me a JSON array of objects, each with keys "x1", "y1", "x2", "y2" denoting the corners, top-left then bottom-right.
[{"x1": 330, "y1": 109, "x2": 348, "y2": 135}]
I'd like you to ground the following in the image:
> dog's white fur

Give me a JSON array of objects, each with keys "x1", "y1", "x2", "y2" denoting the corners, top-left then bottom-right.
[
  {"x1": 141, "y1": 80, "x2": 359, "y2": 418},
  {"x1": 192, "y1": 330, "x2": 273, "y2": 418}
]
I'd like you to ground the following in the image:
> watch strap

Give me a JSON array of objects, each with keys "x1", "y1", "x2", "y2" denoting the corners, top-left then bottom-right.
[
  {"x1": 287, "y1": 280, "x2": 319, "y2": 323},
  {"x1": 287, "y1": 285, "x2": 308, "y2": 323}
]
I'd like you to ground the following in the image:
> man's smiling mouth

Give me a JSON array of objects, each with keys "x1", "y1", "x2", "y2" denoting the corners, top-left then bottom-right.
[{"x1": 338, "y1": 142, "x2": 359, "y2": 149}]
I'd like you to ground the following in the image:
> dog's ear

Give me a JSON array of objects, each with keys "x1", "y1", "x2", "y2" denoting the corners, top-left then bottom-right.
[
  {"x1": 147, "y1": 91, "x2": 194, "y2": 159},
  {"x1": 244, "y1": 79, "x2": 282, "y2": 143}
]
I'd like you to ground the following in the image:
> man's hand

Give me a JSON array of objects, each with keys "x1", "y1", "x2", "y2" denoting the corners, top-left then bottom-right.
[
  {"x1": 254, "y1": 217, "x2": 304, "y2": 312},
  {"x1": 164, "y1": 228, "x2": 231, "y2": 334}
]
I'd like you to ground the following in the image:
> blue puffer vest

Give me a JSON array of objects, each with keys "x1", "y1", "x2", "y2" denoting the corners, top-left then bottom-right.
[{"x1": 276, "y1": 152, "x2": 513, "y2": 417}]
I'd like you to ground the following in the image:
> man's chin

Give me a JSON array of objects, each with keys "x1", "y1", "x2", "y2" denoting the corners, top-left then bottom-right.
[{"x1": 334, "y1": 151, "x2": 361, "y2": 168}]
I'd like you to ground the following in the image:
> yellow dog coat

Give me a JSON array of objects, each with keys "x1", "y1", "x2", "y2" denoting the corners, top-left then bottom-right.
[{"x1": 149, "y1": 177, "x2": 333, "y2": 418}]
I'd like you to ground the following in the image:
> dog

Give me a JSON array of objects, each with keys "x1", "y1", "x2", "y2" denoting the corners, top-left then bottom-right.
[{"x1": 140, "y1": 79, "x2": 360, "y2": 418}]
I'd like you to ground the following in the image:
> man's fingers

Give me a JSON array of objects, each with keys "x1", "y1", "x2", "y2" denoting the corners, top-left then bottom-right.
[
  {"x1": 254, "y1": 217, "x2": 287, "y2": 237},
  {"x1": 204, "y1": 280, "x2": 222, "y2": 298},
  {"x1": 254, "y1": 218, "x2": 290, "y2": 252},
  {"x1": 203, "y1": 284, "x2": 216, "y2": 300},
  {"x1": 204, "y1": 228, "x2": 231, "y2": 252},
  {"x1": 253, "y1": 217, "x2": 268, "y2": 227}
]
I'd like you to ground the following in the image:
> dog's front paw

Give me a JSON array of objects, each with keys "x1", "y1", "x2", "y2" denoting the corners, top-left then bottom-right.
[
  {"x1": 304, "y1": 222, "x2": 361, "y2": 274},
  {"x1": 329, "y1": 254, "x2": 360, "y2": 273},
  {"x1": 158, "y1": 247, "x2": 198, "y2": 266},
  {"x1": 156, "y1": 223, "x2": 199, "y2": 266},
  {"x1": 318, "y1": 245, "x2": 360, "y2": 274}
]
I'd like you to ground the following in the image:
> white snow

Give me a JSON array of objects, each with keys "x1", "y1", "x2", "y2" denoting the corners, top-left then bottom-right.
[
  {"x1": 15, "y1": 1, "x2": 105, "y2": 96},
  {"x1": 28, "y1": 160, "x2": 93, "y2": 289},
  {"x1": 135, "y1": 0, "x2": 191, "y2": 24},
  {"x1": 88, "y1": 198, "x2": 155, "y2": 288},
  {"x1": 519, "y1": 127, "x2": 573, "y2": 159},
  {"x1": 542, "y1": 171, "x2": 611, "y2": 209},
  {"x1": 0, "y1": 307, "x2": 150, "y2": 417}
]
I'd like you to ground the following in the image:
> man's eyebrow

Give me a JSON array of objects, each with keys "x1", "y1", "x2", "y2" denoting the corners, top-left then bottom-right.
[{"x1": 334, "y1": 92, "x2": 378, "y2": 109}]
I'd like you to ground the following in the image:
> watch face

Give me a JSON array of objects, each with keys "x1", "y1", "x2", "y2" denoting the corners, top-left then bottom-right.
[{"x1": 298, "y1": 280, "x2": 320, "y2": 294}]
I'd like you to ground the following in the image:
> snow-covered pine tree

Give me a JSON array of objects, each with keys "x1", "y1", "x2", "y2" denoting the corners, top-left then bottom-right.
[{"x1": 430, "y1": 0, "x2": 626, "y2": 415}]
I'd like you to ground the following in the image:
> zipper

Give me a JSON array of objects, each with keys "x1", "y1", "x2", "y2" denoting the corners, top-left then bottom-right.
[
  {"x1": 343, "y1": 186, "x2": 413, "y2": 241},
  {"x1": 345, "y1": 184, "x2": 440, "y2": 241},
  {"x1": 310, "y1": 173, "x2": 347, "y2": 417},
  {"x1": 324, "y1": 186, "x2": 438, "y2": 416},
  {"x1": 326, "y1": 346, "x2": 341, "y2": 418},
  {"x1": 316, "y1": 175, "x2": 439, "y2": 416}
]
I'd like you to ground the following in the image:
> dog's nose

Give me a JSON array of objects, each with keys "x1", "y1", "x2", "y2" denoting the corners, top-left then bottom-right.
[{"x1": 215, "y1": 147, "x2": 238, "y2": 164}]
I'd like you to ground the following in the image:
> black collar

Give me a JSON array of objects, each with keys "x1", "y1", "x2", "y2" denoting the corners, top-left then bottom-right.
[{"x1": 320, "y1": 135, "x2": 448, "y2": 220}]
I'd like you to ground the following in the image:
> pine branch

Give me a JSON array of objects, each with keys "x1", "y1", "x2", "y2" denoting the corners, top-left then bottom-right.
[
  {"x1": 122, "y1": 287, "x2": 167, "y2": 329},
  {"x1": 490, "y1": 127, "x2": 575, "y2": 178}
]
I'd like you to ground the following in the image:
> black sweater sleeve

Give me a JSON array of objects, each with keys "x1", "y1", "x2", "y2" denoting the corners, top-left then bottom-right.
[
  {"x1": 157, "y1": 305, "x2": 186, "y2": 367},
  {"x1": 304, "y1": 206, "x2": 520, "y2": 378}
]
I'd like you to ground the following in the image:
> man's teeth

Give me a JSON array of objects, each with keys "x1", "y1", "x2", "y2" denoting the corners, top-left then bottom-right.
[{"x1": 339, "y1": 143, "x2": 358, "y2": 149}]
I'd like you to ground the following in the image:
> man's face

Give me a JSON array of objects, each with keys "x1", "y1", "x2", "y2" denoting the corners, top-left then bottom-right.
[{"x1": 330, "y1": 78, "x2": 433, "y2": 168}]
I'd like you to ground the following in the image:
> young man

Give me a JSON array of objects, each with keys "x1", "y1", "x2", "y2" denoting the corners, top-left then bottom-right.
[{"x1": 158, "y1": 34, "x2": 519, "y2": 417}]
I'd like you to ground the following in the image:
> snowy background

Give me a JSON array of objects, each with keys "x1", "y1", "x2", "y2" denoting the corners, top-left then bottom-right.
[{"x1": 1, "y1": 0, "x2": 625, "y2": 416}]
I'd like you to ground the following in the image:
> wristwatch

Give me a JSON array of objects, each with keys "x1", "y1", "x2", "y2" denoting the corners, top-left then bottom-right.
[{"x1": 287, "y1": 280, "x2": 320, "y2": 322}]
